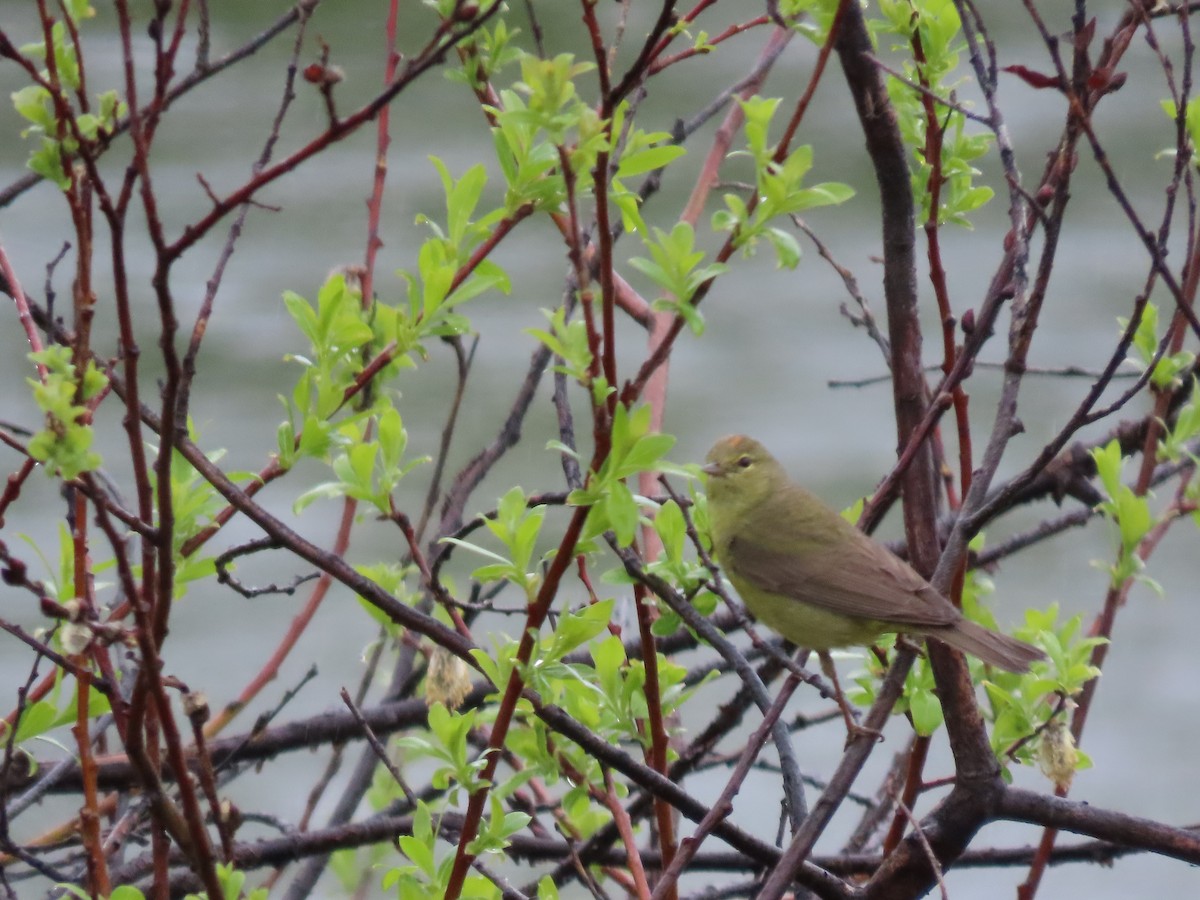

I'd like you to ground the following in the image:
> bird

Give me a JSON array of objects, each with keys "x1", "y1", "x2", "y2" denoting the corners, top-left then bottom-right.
[{"x1": 703, "y1": 434, "x2": 1044, "y2": 732}]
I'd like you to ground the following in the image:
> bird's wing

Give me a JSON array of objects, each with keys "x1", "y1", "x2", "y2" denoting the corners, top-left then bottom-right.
[{"x1": 725, "y1": 534, "x2": 959, "y2": 628}]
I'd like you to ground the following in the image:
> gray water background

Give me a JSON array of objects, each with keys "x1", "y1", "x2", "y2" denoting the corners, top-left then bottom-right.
[{"x1": 0, "y1": 3, "x2": 1197, "y2": 898}]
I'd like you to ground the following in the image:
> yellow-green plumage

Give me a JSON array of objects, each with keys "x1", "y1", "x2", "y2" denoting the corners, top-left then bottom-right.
[{"x1": 703, "y1": 435, "x2": 1043, "y2": 672}]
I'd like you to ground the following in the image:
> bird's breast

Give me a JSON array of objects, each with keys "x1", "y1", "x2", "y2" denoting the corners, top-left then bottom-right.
[{"x1": 728, "y1": 570, "x2": 886, "y2": 650}]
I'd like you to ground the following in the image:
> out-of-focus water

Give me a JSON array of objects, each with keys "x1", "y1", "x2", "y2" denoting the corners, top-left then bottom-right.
[{"x1": 1, "y1": 4, "x2": 1198, "y2": 898}]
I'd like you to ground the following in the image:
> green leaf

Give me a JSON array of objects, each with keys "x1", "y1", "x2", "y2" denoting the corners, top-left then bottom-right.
[
  {"x1": 12, "y1": 699, "x2": 57, "y2": 744},
  {"x1": 25, "y1": 347, "x2": 107, "y2": 479},
  {"x1": 908, "y1": 686, "x2": 944, "y2": 736},
  {"x1": 621, "y1": 432, "x2": 676, "y2": 475},
  {"x1": 616, "y1": 143, "x2": 686, "y2": 177},
  {"x1": 653, "y1": 500, "x2": 685, "y2": 560},
  {"x1": 547, "y1": 599, "x2": 614, "y2": 660},
  {"x1": 763, "y1": 226, "x2": 802, "y2": 268},
  {"x1": 1090, "y1": 440, "x2": 1123, "y2": 501},
  {"x1": 12, "y1": 85, "x2": 54, "y2": 130},
  {"x1": 604, "y1": 480, "x2": 640, "y2": 546}
]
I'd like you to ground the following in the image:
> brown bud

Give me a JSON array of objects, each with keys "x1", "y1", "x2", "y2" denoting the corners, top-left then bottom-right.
[
  {"x1": 218, "y1": 798, "x2": 244, "y2": 833},
  {"x1": 453, "y1": 1, "x2": 480, "y2": 21},
  {"x1": 303, "y1": 64, "x2": 344, "y2": 86},
  {"x1": 2, "y1": 558, "x2": 26, "y2": 585}
]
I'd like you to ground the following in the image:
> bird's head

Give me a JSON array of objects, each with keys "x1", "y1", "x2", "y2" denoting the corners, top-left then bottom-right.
[{"x1": 702, "y1": 434, "x2": 784, "y2": 513}]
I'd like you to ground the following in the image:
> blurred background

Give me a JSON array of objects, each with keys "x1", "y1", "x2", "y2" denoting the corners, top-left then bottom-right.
[{"x1": 1, "y1": 2, "x2": 1197, "y2": 897}]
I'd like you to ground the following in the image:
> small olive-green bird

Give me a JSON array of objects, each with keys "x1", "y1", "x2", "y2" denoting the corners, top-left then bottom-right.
[{"x1": 703, "y1": 435, "x2": 1043, "y2": 673}]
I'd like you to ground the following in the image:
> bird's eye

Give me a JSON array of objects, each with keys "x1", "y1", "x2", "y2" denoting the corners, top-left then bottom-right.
[{"x1": 736, "y1": 455, "x2": 753, "y2": 469}]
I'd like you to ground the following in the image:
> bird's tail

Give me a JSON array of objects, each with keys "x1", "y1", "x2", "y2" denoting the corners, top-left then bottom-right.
[{"x1": 929, "y1": 619, "x2": 1044, "y2": 673}]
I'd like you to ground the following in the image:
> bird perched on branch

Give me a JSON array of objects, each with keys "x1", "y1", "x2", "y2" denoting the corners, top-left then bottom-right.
[{"x1": 703, "y1": 434, "x2": 1044, "y2": 733}]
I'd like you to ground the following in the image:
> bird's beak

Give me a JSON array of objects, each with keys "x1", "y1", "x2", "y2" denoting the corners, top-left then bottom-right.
[{"x1": 701, "y1": 462, "x2": 721, "y2": 477}]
